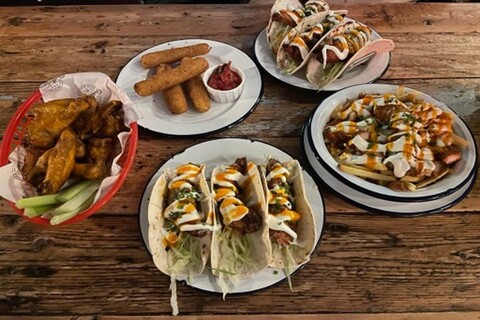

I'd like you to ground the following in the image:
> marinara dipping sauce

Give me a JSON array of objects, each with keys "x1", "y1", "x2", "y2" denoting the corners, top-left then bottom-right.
[{"x1": 207, "y1": 61, "x2": 242, "y2": 91}]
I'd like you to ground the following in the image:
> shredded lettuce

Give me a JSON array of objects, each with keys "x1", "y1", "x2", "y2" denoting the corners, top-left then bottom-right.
[
  {"x1": 272, "y1": 243, "x2": 298, "y2": 292},
  {"x1": 270, "y1": 24, "x2": 291, "y2": 52},
  {"x1": 215, "y1": 228, "x2": 255, "y2": 299},
  {"x1": 166, "y1": 234, "x2": 203, "y2": 316},
  {"x1": 316, "y1": 62, "x2": 346, "y2": 88},
  {"x1": 281, "y1": 55, "x2": 301, "y2": 74},
  {"x1": 170, "y1": 275, "x2": 179, "y2": 316},
  {"x1": 168, "y1": 233, "x2": 202, "y2": 278}
]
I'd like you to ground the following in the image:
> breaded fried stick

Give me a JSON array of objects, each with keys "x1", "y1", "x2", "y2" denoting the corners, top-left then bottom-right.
[
  {"x1": 181, "y1": 57, "x2": 211, "y2": 113},
  {"x1": 157, "y1": 64, "x2": 188, "y2": 114},
  {"x1": 140, "y1": 43, "x2": 210, "y2": 68},
  {"x1": 134, "y1": 57, "x2": 208, "y2": 97}
]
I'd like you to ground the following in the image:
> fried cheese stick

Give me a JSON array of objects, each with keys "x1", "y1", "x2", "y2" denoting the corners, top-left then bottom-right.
[
  {"x1": 157, "y1": 64, "x2": 188, "y2": 114},
  {"x1": 140, "y1": 43, "x2": 210, "y2": 68},
  {"x1": 134, "y1": 57, "x2": 209, "y2": 97},
  {"x1": 181, "y1": 58, "x2": 211, "y2": 113}
]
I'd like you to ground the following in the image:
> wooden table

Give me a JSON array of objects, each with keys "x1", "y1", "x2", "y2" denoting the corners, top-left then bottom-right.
[{"x1": 1, "y1": 2, "x2": 479, "y2": 319}]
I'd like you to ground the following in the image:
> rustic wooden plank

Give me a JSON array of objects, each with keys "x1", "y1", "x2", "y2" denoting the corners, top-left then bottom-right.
[
  {"x1": 1, "y1": 130, "x2": 478, "y2": 218},
  {"x1": 103, "y1": 313, "x2": 480, "y2": 320},
  {"x1": 2, "y1": 213, "x2": 480, "y2": 314},
  {"x1": 1, "y1": 79, "x2": 479, "y2": 136},
  {"x1": 0, "y1": 3, "x2": 479, "y2": 38},
  {"x1": 3, "y1": 313, "x2": 480, "y2": 320},
  {"x1": 1, "y1": 31, "x2": 480, "y2": 82}
]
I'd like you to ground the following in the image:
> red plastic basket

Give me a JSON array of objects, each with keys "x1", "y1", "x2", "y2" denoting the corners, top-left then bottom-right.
[{"x1": 0, "y1": 90, "x2": 138, "y2": 226}]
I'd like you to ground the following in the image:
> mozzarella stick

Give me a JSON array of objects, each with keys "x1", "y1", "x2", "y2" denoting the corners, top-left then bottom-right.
[
  {"x1": 140, "y1": 43, "x2": 211, "y2": 68},
  {"x1": 134, "y1": 57, "x2": 209, "y2": 97},
  {"x1": 182, "y1": 58, "x2": 211, "y2": 113},
  {"x1": 157, "y1": 65, "x2": 188, "y2": 114}
]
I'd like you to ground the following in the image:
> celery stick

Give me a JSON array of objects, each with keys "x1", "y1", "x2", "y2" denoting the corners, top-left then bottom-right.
[
  {"x1": 56, "y1": 179, "x2": 96, "y2": 203},
  {"x1": 16, "y1": 194, "x2": 60, "y2": 209},
  {"x1": 23, "y1": 204, "x2": 57, "y2": 218},
  {"x1": 53, "y1": 180, "x2": 101, "y2": 214},
  {"x1": 50, "y1": 193, "x2": 96, "y2": 225}
]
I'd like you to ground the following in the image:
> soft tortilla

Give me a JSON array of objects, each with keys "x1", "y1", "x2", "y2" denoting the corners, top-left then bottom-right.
[
  {"x1": 260, "y1": 159, "x2": 317, "y2": 269},
  {"x1": 147, "y1": 165, "x2": 212, "y2": 278},
  {"x1": 210, "y1": 161, "x2": 270, "y2": 281}
]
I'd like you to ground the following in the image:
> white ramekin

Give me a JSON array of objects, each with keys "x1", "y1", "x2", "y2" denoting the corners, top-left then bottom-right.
[{"x1": 202, "y1": 64, "x2": 245, "y2": 103}]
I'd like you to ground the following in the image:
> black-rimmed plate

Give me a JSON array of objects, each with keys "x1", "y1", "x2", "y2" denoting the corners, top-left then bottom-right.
[
  {"x1": 254, "y1": 24, "x2": 391, "y2": 91},
  {"x1": 138, "y1": 138, "x2": 325, "y2": 293},
  {"x1": 308, "y1": 83, "x2": 478, "y2": 203},
  {"x1": 302, "y1": 118, "x2": 477, "y2": 216},
  {"x1": 116, "y1": 39, "x2": 263, "y2": 137}
]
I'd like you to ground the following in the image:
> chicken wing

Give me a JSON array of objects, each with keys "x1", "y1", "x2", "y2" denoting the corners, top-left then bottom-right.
[
  {"x1": 73, "y1": 137, "x2": 113, "y2": 180},
  {"x1": 37, "y1": 128, "x2": 77, "y2": 195},
  {"x1": 27, "y1": 98, "x2": 90, "y2": 148}
]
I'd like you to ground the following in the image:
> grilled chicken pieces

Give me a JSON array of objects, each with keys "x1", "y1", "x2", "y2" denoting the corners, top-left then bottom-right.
[{"x1": 20, "y1": 96, "x2": 126, "y2": 195}]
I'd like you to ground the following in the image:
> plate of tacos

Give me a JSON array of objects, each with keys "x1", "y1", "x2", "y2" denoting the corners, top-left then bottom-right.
[
  {"x1": 138, "y1": 138, "x2": 325, "y2": 300},
  {"x1": 255, "y1": 0, "x2": 394, "y2": 91}
]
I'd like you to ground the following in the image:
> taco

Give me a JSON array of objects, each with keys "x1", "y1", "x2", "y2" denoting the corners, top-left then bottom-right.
[
  {"x1": 259, "y1": 158, "x2": 316, "y2": 272},
  {"x1": 267, "y1": 0, "x2": 330, "y2": 54},
  {"x1": 148, "y1": 163, "x2": 214, "y2": 279},
  {"x1": 306, "y1": 20, "x2": 375, "y2": 88},
  {"x1": 209, "y1": 157, "x2": 270, "y2": 297},
  {"x1": 276, "y1": 10, "x2": 347, "y2": 74}
]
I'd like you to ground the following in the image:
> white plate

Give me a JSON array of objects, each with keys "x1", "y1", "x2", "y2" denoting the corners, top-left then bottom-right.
[
  {"x1": 309, "y1": 84, "x2": 478, "y2": 202},
  {"x1": 138, "y1": 138, "x2": 325, "y2": 293},
  {"x1": 302, "y1": 123, "x2": 476, "y2": 215},
  {"x1": 116, "y1": 39, "x2": 262, "y2": 136},
  {"x1": 254, "y1": 25, "x2": 391, "y2": 91}
]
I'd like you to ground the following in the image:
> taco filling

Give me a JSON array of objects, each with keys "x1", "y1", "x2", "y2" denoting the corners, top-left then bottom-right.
[
  {"x1": 307, "y1": 21, "x2": 372, "y2": 87},
  {"x1": 161, "y1": 163, "x2": 214, "y2": 252},
  {"x1": 212, "y1": 157, "x2": 262, "y2": 235},
  {"x1": 280, "y1": 12, "x2": 346, "y2": 71},
  {"x1": 264, "y1": 158, "x2": 301, "y2": 246},
  {"x1": 268, "y1": 0, "x2": 330, "y2": 53}
]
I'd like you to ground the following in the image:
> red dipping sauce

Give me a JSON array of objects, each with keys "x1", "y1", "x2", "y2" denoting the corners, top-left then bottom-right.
[{"x1": 207, "y1": 61, "x2": 242, "y2": 91}]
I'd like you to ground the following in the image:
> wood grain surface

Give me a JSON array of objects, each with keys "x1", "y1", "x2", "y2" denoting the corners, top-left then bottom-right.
[{"x1": 0, "y1": 2, "x2": 479, "y2": 319}]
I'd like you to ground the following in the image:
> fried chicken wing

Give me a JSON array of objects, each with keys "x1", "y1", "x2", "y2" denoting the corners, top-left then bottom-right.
[
  {"x1": 78, "y1": 100, "x2": 124, "y2": 139},
  {"x1": 37, "y1": 128, "x2": 77, "y2": 195},
  {"x1": 22, "y1": 147, "x2": 54, "y2": 187},
  {"x1": 71, "y1": 95, "x2": 98, "y2": 134},
  {"x1": 20, "y1": 145, "x2": 45, "y2": 180},
  {"x1": 73, "y1": 137, "x2": 113, "y2": 180},
  {"x1": 27, "y1": 98, "x2": 90, "y2": 148}
]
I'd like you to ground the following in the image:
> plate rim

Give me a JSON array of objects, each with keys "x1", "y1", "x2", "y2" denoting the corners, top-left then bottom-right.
[
  {"x1": 137, "y1": 137, "x2": 326, "y2": 294},
  {"x1": 253, "y1": 25, "x2": 392, "y2": 92},
  {"x1": 116, "y1": 39, "x2": 263, "y2": 137}
]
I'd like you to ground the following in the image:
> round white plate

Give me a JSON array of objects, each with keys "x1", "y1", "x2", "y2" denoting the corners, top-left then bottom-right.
[
  {"x1": 116, "y1": 39, "x2": 263, "y2": 136},
  {"x1": 309, "y1": 84, "x2": 478, "y2": 202},
  {"x1": 138, "y1": 138, "x2": 325, "y2": 293},
  {"x1": 302, "y1": 122, "x2": 476, "y2": 215},
  {"x1": 254, "y1": 25, "x2": 391, "y2": 91}
]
